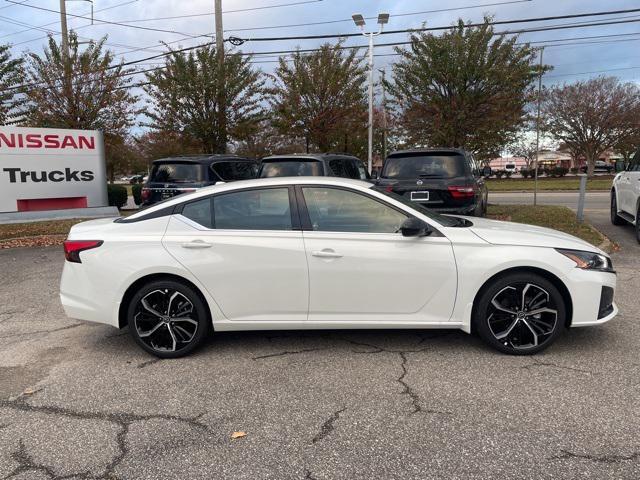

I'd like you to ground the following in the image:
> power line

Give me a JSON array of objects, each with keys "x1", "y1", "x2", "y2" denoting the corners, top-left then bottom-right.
[
  {"x1": 0, "y1": 0, "x2": 138, "y2": 41},
  {"x1": 110, "y1": 0, "x2": 323, "y2": 23},
  {"x1": 546, "y1": 65, "x2": 640, "y2": 78},
  {"x1": 229, "y1": 8, "x2": 640, "y2": 43},
  {"x1": 3, "y1": 0, "x2": 213, "y2": 39}
]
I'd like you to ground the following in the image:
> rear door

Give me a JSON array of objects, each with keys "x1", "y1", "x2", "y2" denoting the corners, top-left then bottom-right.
[
  {"x1": 162, "y1": 187, "x2": 309, "y2": 322},
  {"x1": 624, "y1": 153, "x2": 640, "y2": 215},
  {"x1": 298, "y1": 185, "x2": 457, "y2": 323}
]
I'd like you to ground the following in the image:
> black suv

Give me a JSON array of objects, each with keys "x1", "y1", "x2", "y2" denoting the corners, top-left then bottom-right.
[
  {"x1": 375, "y1": 149, "x2": 488, "y2": 216},
  {"x1": 142, "y1": 155, "x2": 258, "y2": 206},
  {"x1": 258, "y1": 153, "x2": 370, "y2": 180}
]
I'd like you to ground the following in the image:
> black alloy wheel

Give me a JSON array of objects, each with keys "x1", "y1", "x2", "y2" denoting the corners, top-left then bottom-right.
[
  {"x1": 127, "y1": 280, "x2": 210, "y2": 358},
  {"x1": 475, "y1": 273, "x2": 565, "y2": 355}
]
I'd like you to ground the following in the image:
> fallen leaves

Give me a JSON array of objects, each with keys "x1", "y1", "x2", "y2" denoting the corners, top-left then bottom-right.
[
  {"x1": 0, "y1": 235, "x2": 67, "y2": 249},
  {"x1": 231, "y1": 431, "x2": 247, "y2": 439}
]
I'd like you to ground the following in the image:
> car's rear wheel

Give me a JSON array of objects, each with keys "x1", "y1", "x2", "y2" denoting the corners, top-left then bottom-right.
[
  {"x1": 474, "y1": 273, "x2": 565, "y2": 355},
  {"x1": 127, "y1": 279, "x2": 210, "y2": 358},
  {"x1": 636, "y1": 205, "x2": 640, "y2": 244},
  {"x1": 611, "y1": 191, "x2": 626, "y2": 225}
]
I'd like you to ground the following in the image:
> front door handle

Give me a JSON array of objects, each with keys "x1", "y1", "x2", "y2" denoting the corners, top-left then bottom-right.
[
  {"x1": 181, "y1": 240, "x2": 213, "y2": 249},
  {"x1": 311, "y1": 249, "x2": 343, "y2": 259}
]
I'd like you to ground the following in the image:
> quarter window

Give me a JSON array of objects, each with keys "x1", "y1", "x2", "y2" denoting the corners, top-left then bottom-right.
[
  {"x1": 181, "y1": 198, "x2": 213, "y2": 228},
  {"x1": 213, "y1": 188, "x2": 292, "y2": 230},
  {"x1": 302, "y1": 187, "x2": 407, "y2": 233}
]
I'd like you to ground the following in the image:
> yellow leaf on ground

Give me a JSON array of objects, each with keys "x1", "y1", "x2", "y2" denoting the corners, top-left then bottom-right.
[{"x1": 231, "y1": 431, "x2": 247, "y2": 439}]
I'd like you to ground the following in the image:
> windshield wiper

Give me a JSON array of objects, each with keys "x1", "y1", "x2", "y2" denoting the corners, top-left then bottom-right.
[{"x1": 418, "y1": 174, "x2": 444, "y2": 178}]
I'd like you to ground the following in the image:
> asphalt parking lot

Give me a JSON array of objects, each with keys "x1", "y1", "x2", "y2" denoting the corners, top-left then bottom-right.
[{"x1": 0, "y1": 220, "x2": 639, "y2": 479}]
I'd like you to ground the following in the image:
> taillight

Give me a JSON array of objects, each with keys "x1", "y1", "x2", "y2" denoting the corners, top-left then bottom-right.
[
  {"x1": 141, "y1": 188, "x2": 150, "y2": 201},
  {"x1": 385, "y1": 185, "x2": 393, "y2": 192},
  {"x1": 448, "y1": 185, "x2": 475, "y2": 199},
  {"x1": 63, "y1": 240, "x2": 103, "y2": 263}
]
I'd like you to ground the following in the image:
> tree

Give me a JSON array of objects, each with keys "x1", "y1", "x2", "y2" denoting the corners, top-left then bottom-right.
[
  {"x1": 614, "y1": 130, "x2": 640, "y2": 167},
  {"x1": 22, "y1": 33, "x2": 139, "y2": 178},
  {"x1": 270, "y1": 42, "x2": 368, "y2": 153},
  {"x1": 388, "y1": 17, "x2": 544, "y2": 161},
  {"x1": 508, "y1": 133, "x2": 548, "y2": 169},
  {"x1": 144, "y1": 45, "x2": 265, "y2": 154},
  {"x1": 543, "y1": 76, "x2": 640, "y2": 176},
  {"x1": 0, "y1": 44, "x2": 23, "y2": 125},
  {"x1": 23, "y1": 33, "x2": 137, "y2": 134}
]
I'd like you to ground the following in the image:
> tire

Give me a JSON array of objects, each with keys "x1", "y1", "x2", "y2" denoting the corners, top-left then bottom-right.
[
  {"x1": 636, "y1": 205, "x2": 640, "y2": 244},
  {"x1": 611, "y1": 191, "x2": 626, "y2": 226},
  {"x1": 473, "y1": 272, "x2": 566, "y2": 355},
  {"x1": 127, "y1": 279, "x2": 210, "y2": 358}
]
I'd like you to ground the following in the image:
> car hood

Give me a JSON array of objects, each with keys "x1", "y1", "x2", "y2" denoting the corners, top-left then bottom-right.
[{"x1": 464, "y1": 216, "x2": 601, "y2": 252}]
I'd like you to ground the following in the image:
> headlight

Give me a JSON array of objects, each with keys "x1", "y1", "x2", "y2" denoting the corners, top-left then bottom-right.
[{"x1": 556, "y1": 248, "x2": 614, "y2": 272}]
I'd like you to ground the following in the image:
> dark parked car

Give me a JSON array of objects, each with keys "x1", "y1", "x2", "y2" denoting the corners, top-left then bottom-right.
[
  {"x1": 375, "y1": 148, "x2": 488, "y2": 216},
  {"x1": 258, "y1": 154, "x2": 370, "y2": 180},
  {"x1": 580, "y1": 160, "x2": 613, "y2": 173},
  {"x1": 141, "y1": 155, "x2": 258, "y2": 206}
]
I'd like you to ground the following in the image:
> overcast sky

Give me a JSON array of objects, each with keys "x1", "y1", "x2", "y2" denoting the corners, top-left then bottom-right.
[{"x1": 2, "y1": 0, "x2": 639, "y2": 100}]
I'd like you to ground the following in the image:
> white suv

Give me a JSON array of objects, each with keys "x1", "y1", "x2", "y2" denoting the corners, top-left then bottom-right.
[{"x1": 611, "y1": 149, "x2": 640, "y2": 242}]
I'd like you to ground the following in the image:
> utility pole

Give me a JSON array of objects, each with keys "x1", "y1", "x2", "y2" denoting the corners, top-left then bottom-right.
[
  {"x1": 533, "y1": 47, "x2": 544, "y2": 207},
  {"x1": 59, "y1": 0, "x2": 69, "y2": 59},
  {"x1": 214, "y1": 0, "x2": 227, "y2": 153},
  {"x1": 379, "y1": 69, "x2": 388, "y2": 162}
]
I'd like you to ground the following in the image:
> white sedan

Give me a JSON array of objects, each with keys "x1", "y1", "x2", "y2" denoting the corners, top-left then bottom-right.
[{"x1": 60, "y1": 177, "x2": 617, "y2": 357}]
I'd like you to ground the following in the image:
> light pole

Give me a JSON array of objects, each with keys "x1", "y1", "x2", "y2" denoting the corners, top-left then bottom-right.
[{"x1": 352, "y1": 12, "x2": 389, "y2": 174}]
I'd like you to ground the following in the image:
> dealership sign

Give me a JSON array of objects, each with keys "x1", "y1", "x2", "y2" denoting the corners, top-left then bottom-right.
[{"x1": 0, "y1": 126, "x2": 108, "y2": 213}]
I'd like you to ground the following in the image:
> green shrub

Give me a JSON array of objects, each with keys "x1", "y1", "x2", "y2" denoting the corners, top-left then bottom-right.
[
  {"x1": 504, "y1": 171, "x2": 513, "y2": 179},
  {"x1": 521, "y1": 169, "x2": 530, "y2": 178},
  {"x1": 495, "y1": 170, "x2": 505, "y2": 179},
  {"x1": 107, "y1": 184, "x2": 128, "y2": 209},
  {"x1": 552, "y1": 166, "x2": 569, "y2": 177},
  {"x1": 570, "y1": 167, "x2": 579, "y2": 175},
  {"x1": 132, "y1": 184, "x2": 143, "y2": 206}
]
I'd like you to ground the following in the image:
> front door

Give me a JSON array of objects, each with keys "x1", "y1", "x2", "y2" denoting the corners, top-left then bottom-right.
[
  {"x1": 298, "y1": 186, "x2": 457, "y2": 323},
  {"x1": 162, "y1": 187, "x2": 309, "y2": 322}
]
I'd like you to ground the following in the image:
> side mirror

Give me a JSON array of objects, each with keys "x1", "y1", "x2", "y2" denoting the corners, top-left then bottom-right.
[
  {"x1": 482, "y1": 166, "x2": 492, "y2": 177},
  {"x1": 400, "y1": 217, "x2": 432, "y2": 237}
]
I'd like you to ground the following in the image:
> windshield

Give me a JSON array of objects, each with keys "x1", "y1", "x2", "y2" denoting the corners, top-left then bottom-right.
[
  {"x1": 149, "y1": 162, "x2": 202, "y2": 184},
  {"x1": 211, "y1": 161, "x2": 257, "y2": 181},
  {"x1": 259, "y1": 160, "x2": 323, "y2": 177},
  {"x1": 382, "y1": 154, "x2": 465, "y2": 179},
  {"x1": 373, "y1": 187, "x2": 465, "y2": 227}
]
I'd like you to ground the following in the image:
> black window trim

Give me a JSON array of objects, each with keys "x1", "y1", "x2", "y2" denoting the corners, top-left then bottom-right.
[
  {"x1": 294, "y1": 184, "x2": 443, "y2": 236},
  {"x1": 175, "y1": 185, "x2": 301, "y2": 231}
]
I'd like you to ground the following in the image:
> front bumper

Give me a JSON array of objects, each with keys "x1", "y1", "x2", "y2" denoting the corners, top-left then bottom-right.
[{"x1": 564, "y1": 268, "x2": 618, "y2": 327}]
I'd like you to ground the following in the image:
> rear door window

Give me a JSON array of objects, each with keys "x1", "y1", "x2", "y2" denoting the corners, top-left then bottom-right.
[
  {"x1": 181, "y1": 198, "x2": 213, "y2": 228},
  {"x1": 259, "y1": 160, "x2": 323, "y2": 177},
  {"x1": 150, "y1": 162, "x2": 202, "y2": 183},
  {"x1": 381, "y1": 154, "x2": 465, "y2": 179},
  {"x1": 213, "y1": 188, "x2": 293, "y2": 230},
  {"x1": 210, "y1": 161, "x2": 258, "y2": 181}
]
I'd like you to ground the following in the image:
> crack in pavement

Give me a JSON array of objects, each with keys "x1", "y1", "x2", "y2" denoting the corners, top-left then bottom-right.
[
  {"x1": 344, "y1": 340, "x2": 452, "y2": 416},
  {"x1": 0, "y1": 323, "x2": 83, "y2": 340},
  {"x1": 136, "y1": 358, "x2": 161, "y2": 369},
  {"x1": 0, "y1": 397, "x2": 214, "y2": 479},
  {"x1": 304, "y1": 469, "x2": 318, "y2": 480},
  {"x1": 521, "y1": 359, "x2": 591, "y2": 374},
  {"x1": 311, "y1": 407, "x2": 346, "y2": 444},
  {"x1": 551, "y1": 449, "x2": 640, "y2": 464},
  {"x1": 252, "y1": 348, "x2": 327, "y2": 360}
]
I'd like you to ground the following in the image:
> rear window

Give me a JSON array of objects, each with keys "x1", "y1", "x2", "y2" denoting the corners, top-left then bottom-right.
[
  {"x1": 150, "y1": 162, "x2": 202, "y2": 184},
  {"x1": 506, "y1": 164, "x2": 516, "y2": 169},
  {"x1": 211, "y1": 161, "x2": 257, "y2": 181},
  {"x1": 381, "y1": 154, "x2": 466, "y2": 179},
  {"x1": 259, "y1": 160, "x2": 323, "y2": 178}
]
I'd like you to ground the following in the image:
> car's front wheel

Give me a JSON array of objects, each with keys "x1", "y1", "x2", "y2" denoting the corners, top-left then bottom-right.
[
  {"x1": 474, "y1": 273, "x2": 565, "y2": 355},
  {"x1": 127, "y1": 279, "x2": 210, "y2": 358},
  {"x1": 611, "y1": 191, "x2": 626, "y2": 225}
]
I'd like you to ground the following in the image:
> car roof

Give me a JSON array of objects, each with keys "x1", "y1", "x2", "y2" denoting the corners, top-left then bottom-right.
[
  {"x1": 152, "y1": 155, "x2": 253, "y2": 164},
  {"x1": 261, "y1": 153, "x2": 360, "y2": 162},
  {"x1": 125, "y1": 177, "x2": 373, "y2": 221},
  {"x1": 387, "y1": 148, "x2": 468, "y2": 157}
]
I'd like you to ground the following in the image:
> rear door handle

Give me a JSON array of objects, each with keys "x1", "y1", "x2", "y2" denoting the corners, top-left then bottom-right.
[
  {"x1": 311, "y1": 249, "x2": 343, "y2": 259},
  {"x1": 181, "y1": 240, "x2": 212, "y2": 249}
]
